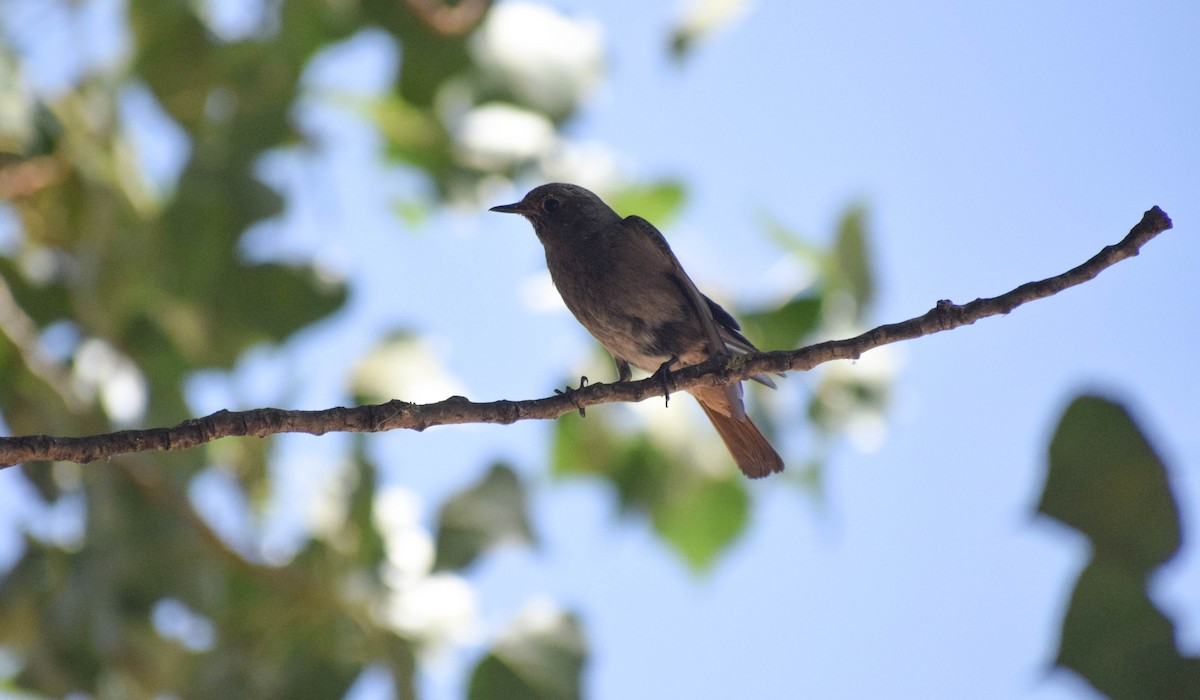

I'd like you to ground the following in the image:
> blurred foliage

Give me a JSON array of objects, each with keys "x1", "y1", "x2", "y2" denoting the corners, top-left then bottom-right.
[
  {"x1": 668, "y1": 0, "x2": 749, "y2": 63},
  {"x1": 0, "y1": 0, "x2": 888, "y2": 697},
  {"x1": 0, "y1": 456, "x2": 416, "y2": 699},
  {"x1": 832, "y1": 205, "x2": 874, "y2": 312},
  {"x1": 1040, "y1": 395, "x2": 1200, "y2": 698},
  {"x1": 433, "y1": 463, "x2": 534, "y2": 571},
  {"x1": 468, "y1": 608, "x2": 585, "y2": 700},
  {"x1": 0, "y1": 0, "x2": 578, "y2": 696},
  {"x1": 554, "y1": 410, "x2": 749, "y2": 572},
  {"x1": 741, "y1": 296, "x2": 822, "y2": 352},
  {"x1": 766, "y1": 206, "x2": 889, "y2": 457}
]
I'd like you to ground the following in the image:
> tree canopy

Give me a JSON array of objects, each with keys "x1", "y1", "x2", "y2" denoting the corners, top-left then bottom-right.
[{"x1": 0, "y1": 2, "x2": 1195, "y2": 698}]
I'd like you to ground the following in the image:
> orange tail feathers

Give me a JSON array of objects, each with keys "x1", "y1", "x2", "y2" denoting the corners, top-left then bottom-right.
[{"x1": 692, "y1": 388, "x2": 784, "y2": 479}]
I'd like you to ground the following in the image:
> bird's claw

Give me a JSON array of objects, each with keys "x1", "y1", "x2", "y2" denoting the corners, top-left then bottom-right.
[
  {"x1": 554, "y1": 375, "x2": 590, "y2": 417},
  {"x1": 650, "y1": 357, "x2": 678, "y2": 408}
]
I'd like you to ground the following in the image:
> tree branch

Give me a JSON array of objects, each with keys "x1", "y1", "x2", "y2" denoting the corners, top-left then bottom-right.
[
  {"x1": 0, "y1": 206, "x2": 1173, "y2": 468},
  {"x1": 403, "y1": 0, "x2": 491, "y2": 36}
]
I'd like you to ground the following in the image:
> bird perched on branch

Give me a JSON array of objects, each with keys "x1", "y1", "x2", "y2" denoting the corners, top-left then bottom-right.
[{"x1": 491, "y1": 183, "x2": 783, "y2": 478}]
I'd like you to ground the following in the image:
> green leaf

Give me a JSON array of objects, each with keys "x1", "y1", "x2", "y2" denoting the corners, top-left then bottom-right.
[
  {"x1": 607, "y1": 181, "x2": 687, "y2": 226},
  {"x1": 221, "y1": 263, "x2": 347, "y2": 344},
  {"x1": 833, "y1": 204, "x2": 874, "y2": 314},
  {"x1": 740, "y1": 295, "x2": 822, "y2": 351},
  {"x1": 551, "y1": 409, "x2": 614, "y2": 478},
  {"x1": 1057, "y1": 554, "x2": 1200, "y2": 698},
  {"x1": 0, "y1": 257, "x2": 73, "y2": 325},
  {"x1": 1040, "y1": 395, "x2": 1180, "y2": 571},
  {"x1": 1040, "y1": 395, "x2": 1200, "y2": 698},
  {"x1": 469, "y1": 608, "x2": 586, "y2": 700},
  {"x1": 651, "y1": 474, "x2": 748, "y2": 572},
  {"x1": 369, "y1": 96, "x2": 452, "y2": 174},
  {"x1": 434, "y1": 463, "x2": 535, "y2": 571},
  {"x1": 129, "y1": 2, "x2": 218, "y2": 130}
]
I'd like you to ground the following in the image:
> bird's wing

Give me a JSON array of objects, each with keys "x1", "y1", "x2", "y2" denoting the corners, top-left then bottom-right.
[
  {"x1": 703, "y1": 294, "x2": 777, "y2": 388},
  {"x1": 703, "y1": 294, "x2": 742, "y2": 332},
  {"x1": 624, "y1": 215, "x2": 748, "y2": 419}
]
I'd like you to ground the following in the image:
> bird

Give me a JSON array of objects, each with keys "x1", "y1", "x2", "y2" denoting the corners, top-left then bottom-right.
[{"x1": 491, "y1": 183, "x2": 783, "y2": 478}]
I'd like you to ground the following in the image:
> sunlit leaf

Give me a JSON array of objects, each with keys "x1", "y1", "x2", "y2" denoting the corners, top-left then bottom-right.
[
  {"x1": 551, "y1": 409, "x2": 614, "y2": 478},
  {"x1": 370, "y1": 95, "x2": 451, "y2": 174},
  {"x1": 652, "y1": 474, "x2": 748, "y2": 572},
  {"x1": 833, "y1": 204, "x2": 873, "y2": 314},
  {"x1": 741, "y1": 295, "x2": 821, "y2": 351},
  {"x1": 607, "y1": 181, "x2": 687, "y2": 226}
]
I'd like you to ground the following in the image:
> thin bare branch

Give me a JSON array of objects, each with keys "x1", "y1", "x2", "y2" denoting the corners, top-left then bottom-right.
[
  {"x1": 0, "y1": 206, "x2": 1174, "y2": 468},
  {"x1": 0, "y1": 155, "x2": 68, "y2": 200},
  {"x1": 404, "y1": 0, "x2": 491, "y2": 36}
]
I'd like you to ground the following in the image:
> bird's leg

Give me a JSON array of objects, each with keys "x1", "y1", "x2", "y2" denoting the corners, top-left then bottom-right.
[
  {"x1": 614, "y1": 357, "x2": 632, "y2": 383},
  {"x1": 650, "y1": 356, "x2": 679, "y2": 408},
  {"x1": 554, "y1": 375, "x2": 589, "y2": 417}
]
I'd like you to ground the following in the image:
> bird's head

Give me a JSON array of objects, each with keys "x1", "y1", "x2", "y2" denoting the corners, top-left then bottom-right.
[{"x1": 490, "y1": 183, "x2": 620, "y2": 243}]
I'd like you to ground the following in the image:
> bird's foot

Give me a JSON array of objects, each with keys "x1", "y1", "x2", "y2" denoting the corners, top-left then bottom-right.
[
  {"x1": 650, "y1": 357, "x2": 678, "y2": 408},
  {"x1": 554, "y1": 375, "x2": 589, "y2": 417},
  {"x1": 614, "y1": 358, "x2": 633, "y2": 383}
]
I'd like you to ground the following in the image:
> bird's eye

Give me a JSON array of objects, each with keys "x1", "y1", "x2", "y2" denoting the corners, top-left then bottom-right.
[{"x1": 542, "y1": 197, "x2": 560, "y2": 213}]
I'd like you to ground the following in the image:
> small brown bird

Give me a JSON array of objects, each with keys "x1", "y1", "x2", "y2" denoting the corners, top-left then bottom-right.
[{"x1": 491, "y1": 183, "x2": 783, "y2": 478}]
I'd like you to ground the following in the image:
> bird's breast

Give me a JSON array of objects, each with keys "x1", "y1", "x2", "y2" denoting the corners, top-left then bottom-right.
[{"x1": 544, "y1": 245, "x2": 708, "y2": 371}]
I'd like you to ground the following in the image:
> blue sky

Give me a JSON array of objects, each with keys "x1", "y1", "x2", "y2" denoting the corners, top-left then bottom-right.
[{"x1": 3, "y1": 1, "x2": 1200, "y2": 699}]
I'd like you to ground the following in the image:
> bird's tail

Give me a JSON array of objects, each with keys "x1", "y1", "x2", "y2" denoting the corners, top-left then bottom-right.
[{"x1": 691, "y1": 386, "x2": 784, "y2": 479}]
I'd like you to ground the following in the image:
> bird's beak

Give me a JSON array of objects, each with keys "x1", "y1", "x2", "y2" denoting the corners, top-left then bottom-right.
[{"x1": 489, "y1": 202, "x2": 525, "y2": 215}]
